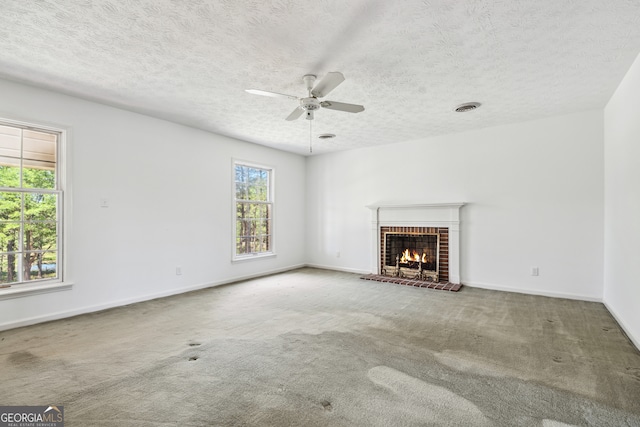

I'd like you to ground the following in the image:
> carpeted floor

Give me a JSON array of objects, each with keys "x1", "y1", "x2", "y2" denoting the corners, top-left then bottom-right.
[{"x1": 1, "y1": 268, "x2": 639, "y2": 426}]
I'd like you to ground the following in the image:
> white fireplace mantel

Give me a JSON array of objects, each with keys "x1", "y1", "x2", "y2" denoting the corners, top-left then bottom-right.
[{"x1": 366, "y1": 203, "x2": 465, "y2": 284}]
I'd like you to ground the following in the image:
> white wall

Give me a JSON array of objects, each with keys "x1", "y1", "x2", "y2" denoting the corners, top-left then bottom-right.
[
  {"x1": 604, "y1": 53, "x2": 640, "y2": 349},
  {"x1": 306, "y1": 110, "x2": 604, "y2": 300},
  {"x1": 0, "y1": 78, "x2": 306, "y2": 330}
]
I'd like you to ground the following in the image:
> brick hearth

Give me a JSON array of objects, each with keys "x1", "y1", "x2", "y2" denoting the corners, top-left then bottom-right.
[{"x1": 360, "y1": 274, "x2": 462, "y2": 292}]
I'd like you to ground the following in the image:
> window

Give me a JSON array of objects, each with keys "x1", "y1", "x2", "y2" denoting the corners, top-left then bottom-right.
[
  {"x1": 234, "y1": 162, "x2": 273, "y2": 258},
  {"x1": 0, "y1": 120, "x2": 62, "y2": 286}
]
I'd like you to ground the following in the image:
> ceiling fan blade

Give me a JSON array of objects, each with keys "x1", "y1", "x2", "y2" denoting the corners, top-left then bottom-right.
[
  {"x1": 245, "y1": 89, "x2": 299, "y2": 101},
  {"x1": 320, "y1": 100, "x2": 365, "y2": 113},
  {"x1": 286, "y1": 107, "x2": 304, "y2": 121},
  {"x1": 311, "y1": 72, "x2": 345, "y2": 98}
]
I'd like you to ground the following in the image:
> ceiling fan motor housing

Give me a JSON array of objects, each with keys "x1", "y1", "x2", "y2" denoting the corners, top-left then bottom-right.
[{"x1": 300, "y1": 97, "x2": 321, "y2": 111}]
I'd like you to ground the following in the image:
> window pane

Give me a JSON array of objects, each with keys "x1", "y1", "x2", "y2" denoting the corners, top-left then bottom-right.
[
  {"x1": 0, "y1": 222, "x2": 20, "y2": 253},
  {"x1": 260, "y1": 234, "x2": 271, "y2": 252},
  {"x1": 23, "y1": 167, "x2": 56, "y2": 190},
  {"x1": 23, "y1": 129, "x2": 56, "y2": 189},
  {"x1": 235, "y1": 165, "x2": 248, "y2": 184},
  {"x1": 0, "y1": 252, "x2": 19, "y2": 284},
  {"x1": 250, "y1": 219, "x2": 259, "y2": 235},
  {"x1": 24, "y1": 193, "x2": 57, "y2": 221},
  {"x1": 0, "y1": 192, "x2": 22, "y2": 221},
  {"x1": 0, "y1": 163, "x2": 20, "y2": 188},
  {"x1": 247, "y1": 237, "x2": 258, "y2": 253},
  {"x1": 23, "y1": 130, "x2": 56, "y2": 161},
  {"x1": 236, "y1": 167, "x2": 250, "y2": 196},
  {"x1": 253, "y1": 218, "x2": 268, "y2": 235},
  {"x1": 255, "y1": 203, "x2": 266, "y2": 219},
  {"x1": 24, "y1": 222, "x2": 57, "y2": 252},
  {"x1": 0, "y1": 124, "x2": 21, "y2": 159},
  {"x1": 23, "y1": 251, "x2": 57, "y2": 281},
  {"x1": 236, "y1": 219, "x2": 249, "y2": 238},
  {"x1": 236, "y1": 237, "x2": 250, "y2": 255},
  {"x1": 249, "y1": 184, "x2": 267, "y2": 202},
  {"x1": 235, "y1": 182, "x2": 247, "y2": 200},
  {"x1": 250, "y1": 182, "x2": 268, "y2": 202}
]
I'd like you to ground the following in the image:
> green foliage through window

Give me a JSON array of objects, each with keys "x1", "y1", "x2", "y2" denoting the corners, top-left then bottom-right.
[
  {"x1": 234, "y1": 164, "x2": 272, "y2": 256},
  {"x1": 0, "y1": 122, "x2": 60, "y2": 285}
]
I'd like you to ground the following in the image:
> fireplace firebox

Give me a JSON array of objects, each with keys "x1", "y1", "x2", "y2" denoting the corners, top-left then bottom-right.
[
  {"x1": 378, "y1": 226, "x2": 449, "y2": 283},
  {"x1": 382, "y1": 232, "x2": 439, "y2": 281}
]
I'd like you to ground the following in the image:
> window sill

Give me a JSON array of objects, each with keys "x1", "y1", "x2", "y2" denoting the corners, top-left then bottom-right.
[
  {"x1": 232, "y1": 252, "x2": 276, "y2": 263},
  {"x1": 0, "y1": 281, "x2": 73, "y2": 301}
]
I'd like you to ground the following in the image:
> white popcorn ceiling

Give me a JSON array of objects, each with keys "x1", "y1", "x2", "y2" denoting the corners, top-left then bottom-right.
[{"x1": 1, "y1": 0, "x2": 640, "y2": 155}]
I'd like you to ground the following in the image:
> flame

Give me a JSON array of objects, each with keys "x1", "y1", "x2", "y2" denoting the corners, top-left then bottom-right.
[{"x1": 400, "y1": 249, "x2": 427, "y2": 263}]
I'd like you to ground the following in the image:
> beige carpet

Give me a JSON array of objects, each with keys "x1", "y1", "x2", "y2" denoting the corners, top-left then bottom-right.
[{"x1": 1, "y1": 268, "x2": 639, "y2": 426}]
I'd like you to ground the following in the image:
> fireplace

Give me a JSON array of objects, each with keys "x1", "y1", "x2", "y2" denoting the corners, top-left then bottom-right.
[{"x1": 367, "y1": 203, "x2": 464, "y2": 284}]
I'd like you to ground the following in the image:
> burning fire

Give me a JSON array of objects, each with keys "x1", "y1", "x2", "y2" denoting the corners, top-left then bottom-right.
[{"x1": 400, "y1": 249, "x2": 427, "y2": 264}]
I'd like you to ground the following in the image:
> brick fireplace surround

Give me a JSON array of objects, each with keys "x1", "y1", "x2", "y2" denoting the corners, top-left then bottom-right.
[{"x1": 366, "y1": 203, "x2": 464, "y2": 285}]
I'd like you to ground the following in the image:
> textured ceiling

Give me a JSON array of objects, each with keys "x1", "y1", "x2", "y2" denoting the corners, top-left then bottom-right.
[{"x1": 1, "y1": 1, "x2": 640, "y2": 155}]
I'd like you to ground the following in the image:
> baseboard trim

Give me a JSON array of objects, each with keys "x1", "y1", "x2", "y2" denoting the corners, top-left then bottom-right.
[
  {"x1": 0, "y1": 264, "x2": 306, "y2": 332},
  {"x1": 603, "y1": 301, "x2": 640, "y2": 352},
  {"x1": 463, "y1": 280, "x2": 602, "y2": 302}
]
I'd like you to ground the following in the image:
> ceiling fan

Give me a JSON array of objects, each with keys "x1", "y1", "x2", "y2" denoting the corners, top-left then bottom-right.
[{"x1": 245, "y1": 72, "x2": 365, "y2": 121}]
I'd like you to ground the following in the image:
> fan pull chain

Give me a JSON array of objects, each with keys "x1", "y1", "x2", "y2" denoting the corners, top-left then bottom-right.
[{"x1": 309, "y1": 119, "x2": 313, "y2": 153}]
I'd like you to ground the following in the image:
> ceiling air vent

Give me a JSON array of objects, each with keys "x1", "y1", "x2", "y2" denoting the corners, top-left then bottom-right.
[{"x1": 455, "y1": 102, "x2": 481, "y2": 112}]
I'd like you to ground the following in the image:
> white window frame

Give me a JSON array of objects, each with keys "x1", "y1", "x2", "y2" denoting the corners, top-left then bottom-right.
[
  {"x1": 0, "y1": 116, "x2": 71, "y2": 300},
  {"x1": 232, "y1": 159, "x2": 275, "y2": 262}
]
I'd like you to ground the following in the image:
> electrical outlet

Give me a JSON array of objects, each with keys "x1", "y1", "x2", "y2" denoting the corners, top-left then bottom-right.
[
  {"x1": 100, "y1": 198, "x2": 109, "y2": 208},
  {"x1": 531, "y1": 267, "x2": 539, "y2": 276},
  {"x1": 176, "y1": 266, "x2": 182, "y2": 276}
]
